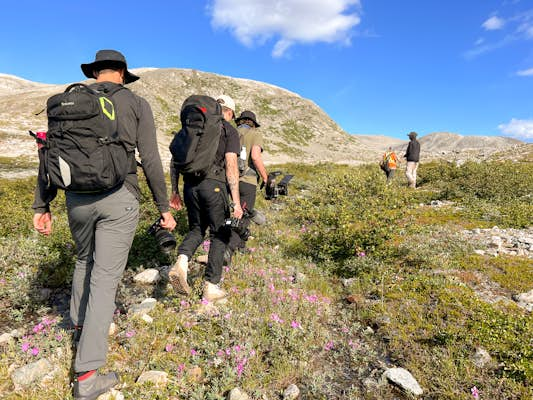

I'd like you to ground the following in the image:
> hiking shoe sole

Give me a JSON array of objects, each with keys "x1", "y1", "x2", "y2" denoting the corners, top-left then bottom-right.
[{"x1": 169, "y1": 268, "x2": 191, "y2": 295}]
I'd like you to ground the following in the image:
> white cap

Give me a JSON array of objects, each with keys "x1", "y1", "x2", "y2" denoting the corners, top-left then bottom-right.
[{"x1": 216, "y1": 94, "x2": 236, "y2": 114}]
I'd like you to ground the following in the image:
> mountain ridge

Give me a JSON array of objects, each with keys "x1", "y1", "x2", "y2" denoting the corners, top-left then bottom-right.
[{"x1": 0, "y1": 70, "x2": 528, "y2": 172}]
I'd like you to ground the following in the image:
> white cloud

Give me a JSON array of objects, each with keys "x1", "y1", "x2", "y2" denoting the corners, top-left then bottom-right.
[
  {"x1": 482, "y1": 16, "x2": 505, "y2": 30},
  {"x1": 209, "y1": 0, "x2": 361, "y2": 57},
  {"x1": 516, "y1": 67, "x2": 533, "y2": 76},
  {"x1": 498, "y1": 118, "x2": 533, "y2": 139}
]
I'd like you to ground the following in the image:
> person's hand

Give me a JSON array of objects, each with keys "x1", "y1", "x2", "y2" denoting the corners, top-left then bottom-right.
[
  {"x1": 169, "y1": 192, "x2": 183, "y2": 211},
  {"x1": 159, "y1": 212, "x2": 177, "y2": 231},
  {"x1": 33, "y1": 212, "x2": 52, "y2": 235},
  {"x1": 233, "y1": 203, "x2": 243, "y2": 219}
]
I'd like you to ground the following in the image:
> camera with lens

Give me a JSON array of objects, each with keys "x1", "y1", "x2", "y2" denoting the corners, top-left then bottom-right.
[
  {"x1": 147, "y1": 218, "x2": 176, "y2": 254},
  {"x1": 265, "y1": 171, "x2": 294, "y2": 200},
  {"x1": 225, "y1": 215, "x2": 251, "y2": 241}
]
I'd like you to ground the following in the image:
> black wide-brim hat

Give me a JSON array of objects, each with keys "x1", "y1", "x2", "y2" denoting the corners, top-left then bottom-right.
[
  {"x1": 235, "y1": 110, "x2": 260, "y2": 127},
  {"x1": 81, "y1": 49, "x2": 140, "y2": 84}
]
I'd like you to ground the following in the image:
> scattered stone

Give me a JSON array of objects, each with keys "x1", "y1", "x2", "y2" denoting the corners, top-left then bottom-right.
[
  {"x1": 96, "y1": 389, "x2": 124, "y2": 400},
  {"x1": 282, "y1": 384, "x2": 300, "y2": 399},
  {"x1": 136, "y1": 370, "x2": 168, "y2": 386},
  {"x1": 133, "y1": 269, "x2": 160, "y2": 285},
  {"x1": 473, "y1": 347, "x2": 493, "y2": 369},
  {"x1": 108, "y1": 322, "x2": 118, "y2": 336},
  {"x1": 228, "y1": 387, "x2": 251, "y2": 400},
  {"x1": 0, "y1": 332, "x2": 14, "y2": 345},
  {"x1": 382, "y1": 367, "x2": 423, "y2": 396},
  {"x1": 342, "y1": 278, "x2": 357, "y2": 287},
  {"x1": 363, "y1": 326, "x2": 375, "y2": 335},
  {"x1": 10, "y1": 358, "x2": 54, "y2": 390},
  {"x1": 129, "y1": 298, "x2": 157, "y2": 315},
  {"x1": 514, "y1": 289, "x2": 533, "y2": 312},
  {"x1": 187, "y1": 366, "x2": 203, "y2": 383},
  {"x1": 141, "y1": 314, "x2": 153, "y2": 324},
  {"x1": 462, "y1": 227, "x2": 533, "y2": 258}
]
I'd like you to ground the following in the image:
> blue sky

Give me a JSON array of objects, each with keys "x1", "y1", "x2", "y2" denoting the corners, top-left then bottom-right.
[{"x1": 1, "y1": 0, "x2": 532, "y2": 141}]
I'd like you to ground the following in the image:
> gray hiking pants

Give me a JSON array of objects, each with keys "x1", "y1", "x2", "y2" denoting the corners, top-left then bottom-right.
[{"x1": 66, "y1": 185, "x2": 139, "y2": 372}]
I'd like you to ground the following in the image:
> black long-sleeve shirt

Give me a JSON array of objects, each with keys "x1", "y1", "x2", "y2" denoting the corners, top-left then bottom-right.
[
  {"x1": 32, "y1": 81, "x2": 169, "y2": 213},
  {"x1": 404, "y1": 139, "x2": 421, "y2": 162}
]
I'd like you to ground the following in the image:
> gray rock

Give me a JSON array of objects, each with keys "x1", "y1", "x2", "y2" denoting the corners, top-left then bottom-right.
[
  {"x1": 136, "y1": 370, "x2": 168, "y2": 386},
  {"x1": 98, "y1": 389, "x2": 125, "y2": 400},
  {"x1": 10, "y1": 358, "x2": 54, "y2": 390},
  {"x1": 283, "y1": 384, "x2": 300, "y2": 399},
  {"x1": 383, "y1": 367, "x2": 423, "y2": 396},
  {"x1": 474, "y1": 249, "x2": 485, "y2": 256},
  {"x1": 0, "y1": 332, "x2": 14, "y2": 345},
  {"x1": 473, "y1": 347, "x2": 493, "y2": 369},
  {"x1": 228, "y1": 387, "x2": 251, "y2": 400},
  {"x1": 133, "y1": 269, "x2": 160, "y2": 285},
  {"x1": 515, "y1": 289, "x2": 533, "y2": 312},
  {"x1": 129, "y1": 298, "x2": 157, "y2": 315}
]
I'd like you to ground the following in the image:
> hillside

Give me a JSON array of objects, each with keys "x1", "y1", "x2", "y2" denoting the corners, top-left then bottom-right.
[
  {"x1": 0, "y1": 69, "x2": 368, "y2": 169},
  {"x1": 0, "y1": 70, "x2": 528, "y2": 179}
]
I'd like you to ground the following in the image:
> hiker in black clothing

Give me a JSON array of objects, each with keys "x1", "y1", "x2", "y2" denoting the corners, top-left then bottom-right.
[
  {"x1": 404, "y1": 131, "x2": 421, "y2": 188},
  {"x1": 32, "y1": 49, "x2": 176, "y2": 400},
  {"x1": 169, "y1": 94, "x2": 242, "y2": 302}
]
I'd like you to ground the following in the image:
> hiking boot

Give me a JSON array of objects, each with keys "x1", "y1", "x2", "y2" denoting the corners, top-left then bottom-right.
[
  {"x1": 196, "y1": 254, "x2": 208, "y2": 264},
  {"x1": 169, "y1": 254, "x2": 191, "y2": 295},
  {"x1": 203, "y1": 281, "x2": 227, "y2": 302},
  {"x1": 73, "y1": 371, "x2": 119, "y2": 400}
]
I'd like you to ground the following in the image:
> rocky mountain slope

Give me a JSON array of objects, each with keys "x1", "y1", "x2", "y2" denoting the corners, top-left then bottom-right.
[{"x1": 0, "y1": 70, "x2": 529, "y2": 176}]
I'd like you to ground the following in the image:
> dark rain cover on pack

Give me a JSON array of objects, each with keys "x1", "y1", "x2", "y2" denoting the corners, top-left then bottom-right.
[
  {"x1": 44, "y1": 83, "x2": 131, "y2": 192},
  {"x1": 169, "y1": 95, "x2": 224, "y2": 178}
]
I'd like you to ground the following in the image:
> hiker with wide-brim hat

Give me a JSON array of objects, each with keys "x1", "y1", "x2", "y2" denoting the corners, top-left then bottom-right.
[
  {"x1": 33, "y1": 48, "x2": 176, "y2": 400},
  {"x1": 235, "y1": 110, "x2": 261, "y2": 128},
  {"x1": 81, "y1": 49, "x2": 140, "y2": 84}
]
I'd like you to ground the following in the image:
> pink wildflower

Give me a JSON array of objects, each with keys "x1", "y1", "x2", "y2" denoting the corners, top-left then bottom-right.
[
  {"x1": 201, "y1": 298, "x2": 210, "y2": 305},
  {"x1": 177, "y1": 363, "x2": 186, "y2": 374},
  {"x1": 21, "y1": 342, "x2": 31, "y2": 352},
  {"x1": 324, "y1": 341, "x2": 334, "y2": 351},
  {"x1": 55, "y1": 334, "x2": 63, "y2": 342},
  {"x1": 180, "y1": 300, "x2": 190, "y2": 308},
  {"x1": 31, "y1": 347, "x2": 39, "y2": 356},
  {"x1": 291, "y1": 321, "x2": 302, "y2": 329},
  {"x1": 471, "y1": 386, "x2": 479, "y2": 399},
  {"x1": 270, "y1": 313, "x2": 284, "y2": 323},
  {"x1": 224, "y1": 313, "x2": 232, "y2": 319},
  {"x1": 165, "y1": 344, "x2": 173, "y2": 352},
  {"x1": 223, "y1": 266, "x2": 230, "y2": 272},
  {"x1": 202, "y1": 240, "x2": 210, "y2": 252},
  {"x1": 32, "y1": 323, "x2": 45, "y2": 334},
  {"x1": 0, "y1": 278, "x2": 6, "y2": 284},
  {"x1": 357, "y1": 251, "x2": 366, "y2": 257},
  {"x1": 125, "y1": 330, "x2": 136, "y2": 338},
  {"x1": 190, "y1": 348, "x2": 198, "y2": 356}
]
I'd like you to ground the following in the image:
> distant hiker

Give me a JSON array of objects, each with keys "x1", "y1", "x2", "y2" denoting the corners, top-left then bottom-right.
[
  {"x1": 32, "y1": 49, "x2": 176, "y2": 400},
  {"x1": 226, "y1": 110, "x2": 269, "y2": 261},
  {"x1": 380, "y1": 147, "x2": 399, "y2": 185},
  {"x1": 404, "y1": 131, "x2": 420, "y2": 188},
  {"x1": 169, "y1": 94, "x2": 242, "y2": 302}
]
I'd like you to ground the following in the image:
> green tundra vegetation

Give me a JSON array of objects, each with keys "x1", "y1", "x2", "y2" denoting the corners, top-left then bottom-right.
[{"x1": 0, "y1": 159, "x2": 531, "y2": 399}]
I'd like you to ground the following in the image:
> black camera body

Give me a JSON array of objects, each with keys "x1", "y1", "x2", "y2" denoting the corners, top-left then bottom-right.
[
  {"x1": 265, "y1": 171, "x2": 293, "y2": 200},
  {"x1": 147, "y1": 219, "x2": 176, "y2": 254},
  {"x1": 225, "y1": 215, "x2": 251, "y2": 241}
]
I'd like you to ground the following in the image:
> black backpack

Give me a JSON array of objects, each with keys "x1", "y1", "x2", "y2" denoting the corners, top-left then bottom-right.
[
  {"x1": 169, "y1": 95, "x2": 223, "y2": 178},
  {"x1": 43, "y1": 83, "x2": 132, "y2": 192}
]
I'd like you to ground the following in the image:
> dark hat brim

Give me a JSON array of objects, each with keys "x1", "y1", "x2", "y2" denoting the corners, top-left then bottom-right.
[
  {"x1": 235, "y1": 111, "x2": 260, "y2": 127},
  {"x1": 80, "y1": 60, "x2": 140, "y2": 84}
]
